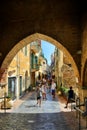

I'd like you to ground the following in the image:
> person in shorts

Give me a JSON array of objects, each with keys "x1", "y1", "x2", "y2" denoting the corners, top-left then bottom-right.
[
  {"x1": 36, "y1": 86, "x2": 41, "y2": 107},
  {"x1": 64, "y1": 86, "x2": 74, "y2": 108}
]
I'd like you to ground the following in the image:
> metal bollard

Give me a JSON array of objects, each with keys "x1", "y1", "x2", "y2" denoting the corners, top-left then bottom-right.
[
  {"x1": 76, "y1": 97, "x2": 80, "y2": 118},
  {"x1": 82, "y1": 100, "x2": 87, "y2": 117},
  {"x1": 83, "y1": 98, "x2": 87, "y2": 128}
]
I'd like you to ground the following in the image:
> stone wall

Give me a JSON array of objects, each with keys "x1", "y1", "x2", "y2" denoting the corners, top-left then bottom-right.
[
  {"x1": 0, "y1": 0, "x2": 81, "y2": 74},
  {"x1": 81, "y1": 16, "x2": 87, "y2": 100}
]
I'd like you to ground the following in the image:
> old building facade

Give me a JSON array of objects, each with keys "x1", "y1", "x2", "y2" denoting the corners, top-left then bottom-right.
[{"x1": 0, "y1": 1, "x2": 87, "y2": 101}]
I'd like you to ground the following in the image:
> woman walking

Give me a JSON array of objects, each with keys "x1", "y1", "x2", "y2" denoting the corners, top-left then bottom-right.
[
  {"x1": 51, "y1": 79, "x2": 56, "y2": 99},
  {"x1": 41, "y1": 82, "x2": 47, "y2": 100},
  {"x1": 36, "y1": 86, "x2": 41, "y2": 107}
]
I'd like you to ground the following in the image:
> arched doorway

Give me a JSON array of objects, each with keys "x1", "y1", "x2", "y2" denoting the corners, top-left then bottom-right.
[
  {"x1": 0, "y1": 33, "x2": 80, "y2": 99},
  {"x1": 1, "y1": 33, "x2": 79, "y2": 78}
]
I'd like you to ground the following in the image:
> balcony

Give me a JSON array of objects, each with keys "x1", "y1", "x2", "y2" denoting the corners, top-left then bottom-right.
[{"x1": 31, "y1": 64, "x2": 39, "y2": 72}]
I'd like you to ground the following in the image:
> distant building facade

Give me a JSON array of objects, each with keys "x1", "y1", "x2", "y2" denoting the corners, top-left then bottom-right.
[{"x1": 7, "y1": 45, "x2": 31, "y2": 99}]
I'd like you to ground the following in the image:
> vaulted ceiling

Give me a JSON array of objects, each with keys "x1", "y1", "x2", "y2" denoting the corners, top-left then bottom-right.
[{"x1": 0, "y1": 0, "x2": 86, "y2": 74}]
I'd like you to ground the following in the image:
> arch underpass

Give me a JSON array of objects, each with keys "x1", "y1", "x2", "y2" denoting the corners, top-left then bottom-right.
[
  {"x1": 1, "y1": 33, "x2": 80, "y2": 80},
  {"x1": 0, "y1": 0, "x2": 81, "y2": 75},
  {"x1": 0, "y1": 1, "x2": 87, "y2": 128}
]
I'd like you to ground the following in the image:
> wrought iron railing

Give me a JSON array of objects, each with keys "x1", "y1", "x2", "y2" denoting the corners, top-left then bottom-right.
[{"x1": 74, "y1": 97, "x2": 87, "y2": 130}]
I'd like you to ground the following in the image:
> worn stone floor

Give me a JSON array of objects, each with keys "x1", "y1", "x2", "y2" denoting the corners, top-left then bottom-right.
[{"x1": 0, "y1": 91, "x2": 83, "y2": 130}]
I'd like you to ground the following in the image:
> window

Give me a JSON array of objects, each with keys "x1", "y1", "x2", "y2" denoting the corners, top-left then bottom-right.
[{"x1": 25, "y1": 46, "x2": 27, "y2": 56}]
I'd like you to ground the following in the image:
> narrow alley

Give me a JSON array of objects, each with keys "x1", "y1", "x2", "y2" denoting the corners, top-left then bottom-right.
[{"x1": 0, "y1": 91, "x2": 79, "y2": 130}]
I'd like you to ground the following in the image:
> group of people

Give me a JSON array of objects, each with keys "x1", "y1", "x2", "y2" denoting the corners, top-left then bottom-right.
[
  {"x1": 35, "y1": 78, "x2": 56, "y2": 107},
  {"x1": 35, "y1": 77, "x2": 75, "y2": 108}
]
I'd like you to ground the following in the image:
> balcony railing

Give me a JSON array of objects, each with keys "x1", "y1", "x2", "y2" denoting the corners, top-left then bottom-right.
[{"x1": 31, "y1": 64, "x2": 39, "y2": 72}]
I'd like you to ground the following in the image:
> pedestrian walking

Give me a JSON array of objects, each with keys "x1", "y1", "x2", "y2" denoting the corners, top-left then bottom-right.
[
  {"x1": 41, "y1": 82, "x2": 47, "y2": 100},
  {"x1": 36, "y1": 86, "x2": 41, "y2": 107},
  {"x1": 51, "y1": 79, "x2": 56, "y2": 99},
  {"x1": 64, "y1": 86, "x2": 74, "y2": 108}
]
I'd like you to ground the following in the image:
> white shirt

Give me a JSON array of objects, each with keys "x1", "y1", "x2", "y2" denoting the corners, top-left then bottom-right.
[{"x1": 51, "y1": 82, "x2": 56, "y2": 90}]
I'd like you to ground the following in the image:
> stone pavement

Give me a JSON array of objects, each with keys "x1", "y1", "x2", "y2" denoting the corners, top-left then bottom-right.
[{"x1": 0, "y1": 91, "x2": 81, "y2": 130}]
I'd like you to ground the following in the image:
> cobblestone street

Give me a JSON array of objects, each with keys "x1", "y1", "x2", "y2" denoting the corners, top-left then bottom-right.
[{"x1": 0, "y1": 92, "x2": 79, "y2": 130}]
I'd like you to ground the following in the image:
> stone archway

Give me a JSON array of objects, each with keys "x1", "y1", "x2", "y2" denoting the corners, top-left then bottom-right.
[
  {"x1": 83, "y1": 59, "x2": 87, "y2": 88},
  {"x1": 1, "y1": 33, "x2": 80, "y2": 81}
]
